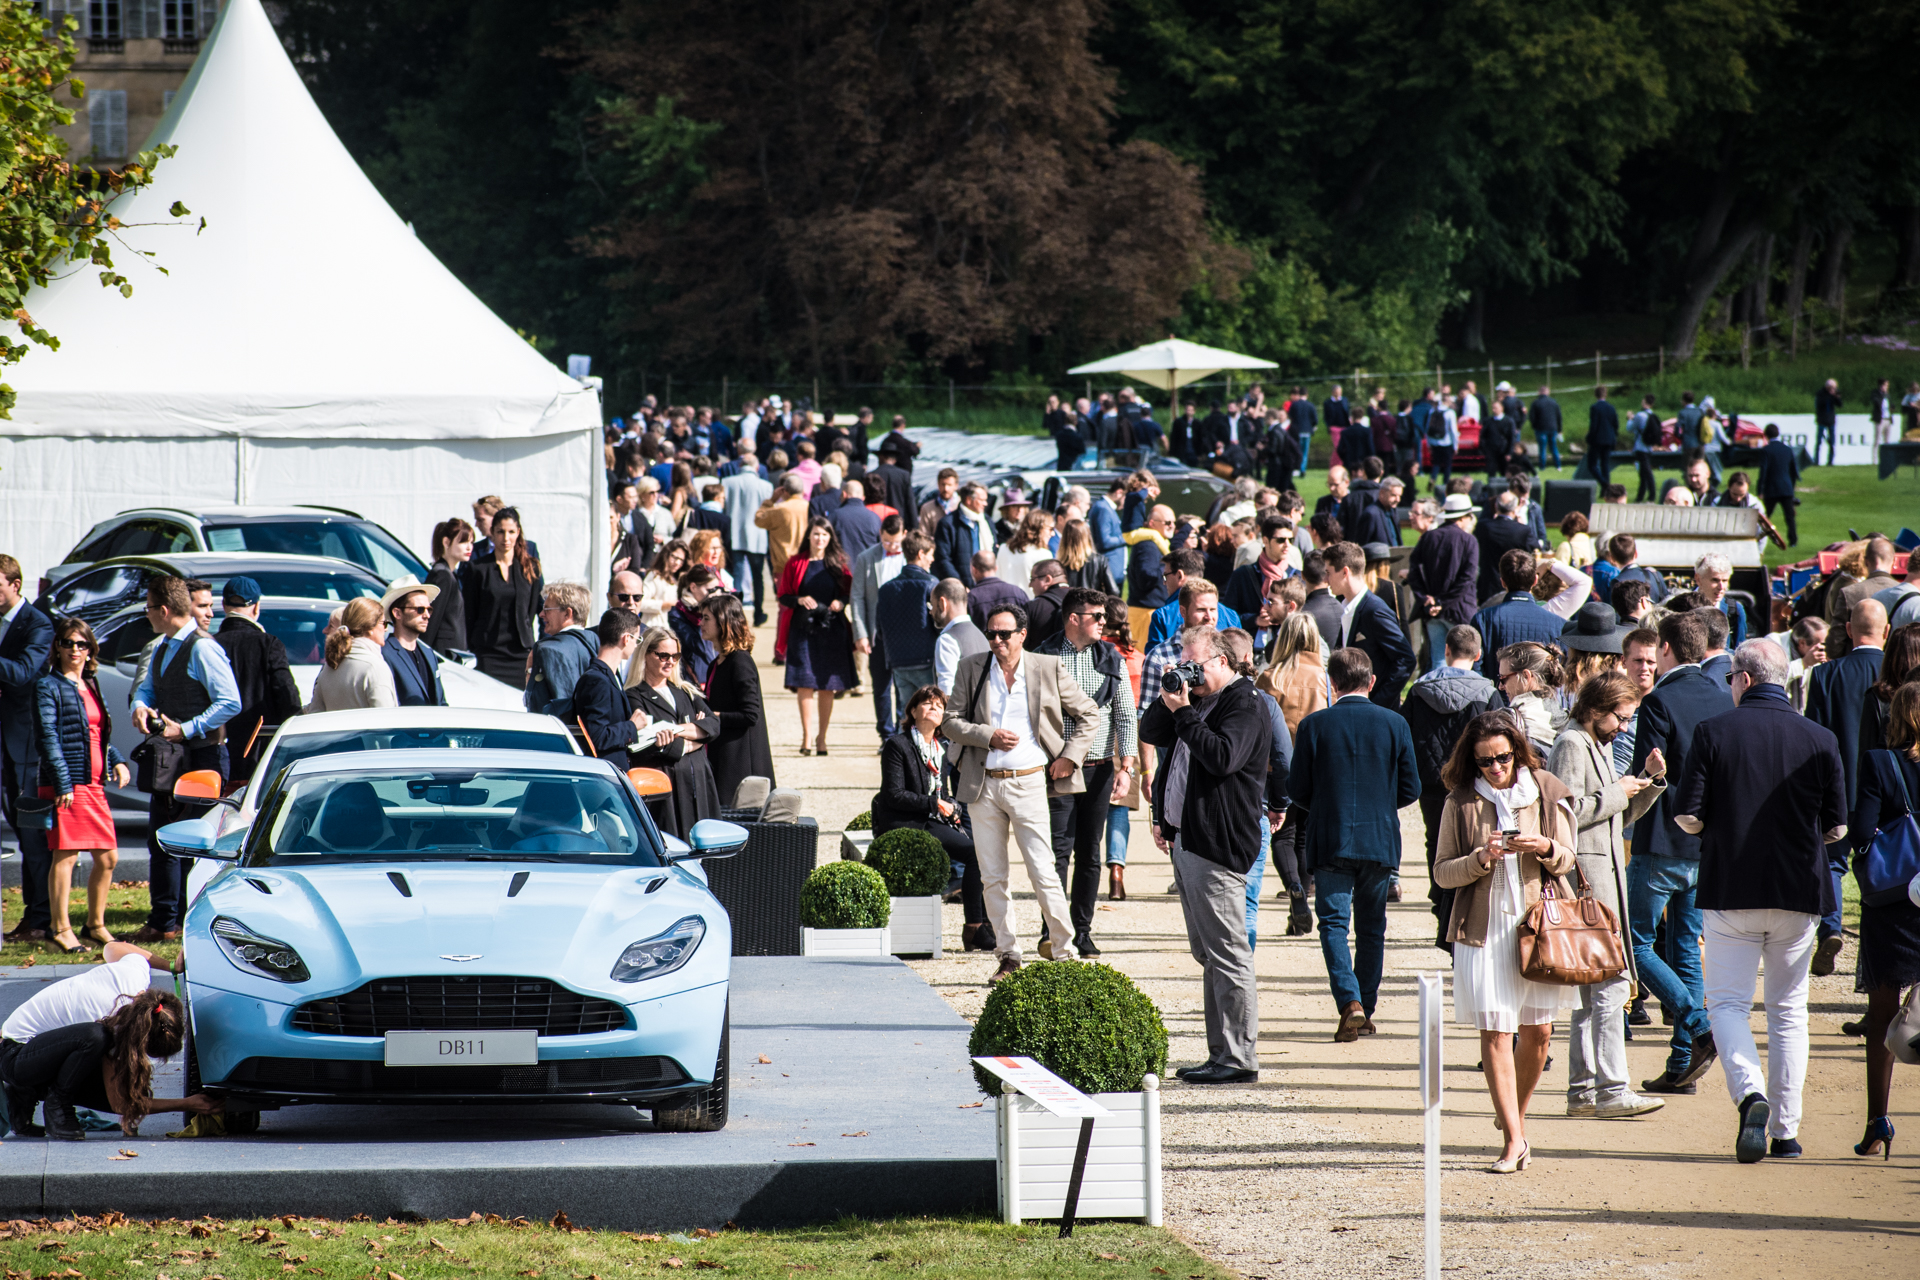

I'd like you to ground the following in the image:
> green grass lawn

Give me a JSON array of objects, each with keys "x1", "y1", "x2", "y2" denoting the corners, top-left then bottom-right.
[
  {"x1": 0, "y1": 883, "x2": 181, "y2": 970},
  {"x1": 0, "y1": 1214, "x2": 1233, "y2": 1280}
]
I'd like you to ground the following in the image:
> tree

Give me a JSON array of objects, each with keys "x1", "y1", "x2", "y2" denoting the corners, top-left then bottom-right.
[
  {"x1": 0, "y1": 4, "x2": 183, "y2": 415},
  {"x1": 574, "y1": 0, "x2": 1222, "y2": 382}
]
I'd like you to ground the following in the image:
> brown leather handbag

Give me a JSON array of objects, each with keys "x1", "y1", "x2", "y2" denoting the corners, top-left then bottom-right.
[{"x1": 1517, "y1": 865, "x2": 1628, "y2": 986}]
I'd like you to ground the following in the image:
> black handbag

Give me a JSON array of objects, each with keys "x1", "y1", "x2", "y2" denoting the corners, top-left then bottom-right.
[
  {"x1": 13, "y1": 795, "x2": 53, "y2": 831},
  {"x1": 131, "y1": 731, "x2": 187, "y2": 793}
]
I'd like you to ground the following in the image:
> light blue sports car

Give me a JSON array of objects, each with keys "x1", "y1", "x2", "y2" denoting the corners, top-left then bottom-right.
[{"x1": 156, "y1": 748, "x2": 745, "y2": 1131}]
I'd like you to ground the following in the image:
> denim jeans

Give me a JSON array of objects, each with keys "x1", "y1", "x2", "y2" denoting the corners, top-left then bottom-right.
[
  {"x1": 1314, "y1": 856, "x2": 1394, "y2": 1014},
  {"x1": 1820, "y1": 846, "x2": 1847, "y2": 940},
  {"x1": 889, "y1": 664, "x2": 936, "y2": 717},
  {"x1": 1105, "y1": 804, "x2": 1130, "y2": 866},
  {"x1": 728, "y1": 551, "x2": 769, "y2": 622},
  {"x1": 1243, "y1": 813, "x2": 1269, "y2": 949},
  {"x1": 1535, "y1": 430, "x2": 1561, "y2": 468},
  {"x1": 1626, "y1": 853, "x2": 1711, "y2": 1076}
]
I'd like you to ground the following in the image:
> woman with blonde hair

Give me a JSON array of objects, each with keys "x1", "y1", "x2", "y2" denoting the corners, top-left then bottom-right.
[
  {"x1": 628, "y1": 626, "x2": 721, "y2": 838},
  {"x1": 305, "y1": 597, "x2": 397, "y2": 712},
  {"x1": 1257, "y1": 612, "x2": 1327, "y2": 935},
  {"x1": 637, "y1": 540, "x2": 690, "y2": 631},
  {"x1": 1495, "y1": 641, "x2": 1565, "y2": 758},
  {"x1": 1056, "y1": 519, "x2": 1117, "y2": 594},
  {"x1": 1434, "y1": 709, "x2": 1579, "y2": 1173}
]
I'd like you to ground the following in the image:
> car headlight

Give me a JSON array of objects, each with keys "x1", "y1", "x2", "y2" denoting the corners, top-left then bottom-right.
[
  {"x1": 610, "y1": 915, "x2": 705, "y2": 983},
  {"x1": 211, "y1": 916, "x2": 311, "y2": 983}
]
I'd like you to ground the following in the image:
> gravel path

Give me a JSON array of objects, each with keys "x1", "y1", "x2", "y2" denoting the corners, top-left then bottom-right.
[{"x1": 751, "y1": 627, "x2": 1916, "y2": 1278}]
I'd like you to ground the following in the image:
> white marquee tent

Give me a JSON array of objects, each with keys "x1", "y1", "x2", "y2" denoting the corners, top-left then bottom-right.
[{"x1": 0, "y1": 0, "x2": 605, "y2": 596}]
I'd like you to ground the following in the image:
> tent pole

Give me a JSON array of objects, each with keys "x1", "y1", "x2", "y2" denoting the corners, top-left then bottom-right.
[
  {"x1": 234, "y1": 436, "x2": 248, "y2": 505},
  {"x1": 587, "y1": 409, "x2": 610, "y2": 617}
]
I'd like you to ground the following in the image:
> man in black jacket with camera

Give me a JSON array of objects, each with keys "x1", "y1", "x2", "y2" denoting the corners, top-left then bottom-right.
[{"x1": 1141, "y1": 625, "x2": 1270, "y2": 1085}]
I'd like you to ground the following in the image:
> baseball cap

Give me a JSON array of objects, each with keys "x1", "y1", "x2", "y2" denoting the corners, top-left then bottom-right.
[{"x1": 221, "y1": 576, "x2": 262, "y2": 606}]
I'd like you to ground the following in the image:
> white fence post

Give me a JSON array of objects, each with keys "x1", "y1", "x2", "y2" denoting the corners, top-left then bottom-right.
[{"x1": 1419, "y1": 972, "x2": 1443, "y2": 1280}]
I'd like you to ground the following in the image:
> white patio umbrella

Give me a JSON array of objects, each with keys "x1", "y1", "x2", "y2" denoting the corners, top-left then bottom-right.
[{"x1": 1068, "y1": 336, "x2": 1277, "y2": 392}]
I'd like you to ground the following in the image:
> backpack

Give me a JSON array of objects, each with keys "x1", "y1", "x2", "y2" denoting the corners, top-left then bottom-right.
[{"x1": 1427, "y1": 407, "x2": 1451, "y2": 442}]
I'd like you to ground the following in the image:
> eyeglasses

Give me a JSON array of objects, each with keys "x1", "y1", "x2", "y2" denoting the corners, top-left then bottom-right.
[
  {"x1": 984, "y1": 629, "x2": 1020, "y2": 641},
  {"x1": 56, "y1": 638, "x2": 90, "y2": 650},
  {"x1": 651, "y1": 649, "x2": 681, "y2": 660},
  {"x1": 1474, "y1": 751, "x2": 1516, "y2": 770},
  {"x1": 612, "y1": 593, "x2": 644, "y2": 604}
]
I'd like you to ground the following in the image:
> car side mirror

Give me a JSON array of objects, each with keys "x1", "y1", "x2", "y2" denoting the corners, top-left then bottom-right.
[
  {"x1": 676, "y1": 818, "x2": 747, "y2": 862},
  {"x1": 175, "y1": 769, "x2": 239, "y2": 809},
  {"x1": 156, "y1": 819, "x2": 246, "y2": 861},
  {"x1": 627, "y1": 767, "x2": 673, "y2": 797}
]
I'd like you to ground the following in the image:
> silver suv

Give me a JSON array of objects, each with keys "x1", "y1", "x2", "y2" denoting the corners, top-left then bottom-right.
[{"x1": 43, "y1": 505, "x2": 427, "y2": 596}]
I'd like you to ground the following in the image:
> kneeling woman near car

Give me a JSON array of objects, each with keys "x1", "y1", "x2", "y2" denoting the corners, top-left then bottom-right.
[
  {"x1": 1433, "y1": 709, "x2": 1578, "y2": 1176},
  {"x1": 873, "y1": 685, "x2": 993, "y2": 951},
  {"x1": 627, "y1": 627, "x2": 722, "y2": 839},
  {"x1": 0, "y1": 941, "x2": 219, "y2": 1140}
]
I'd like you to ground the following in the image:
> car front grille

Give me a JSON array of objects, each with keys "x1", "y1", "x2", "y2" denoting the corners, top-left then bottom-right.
[
  {"x1": 289, "y1": 976, "x2": 628, "y2": 1038},
  {"x1": 227, "y1": 1055, "x2": 685, "y2": 1096}
]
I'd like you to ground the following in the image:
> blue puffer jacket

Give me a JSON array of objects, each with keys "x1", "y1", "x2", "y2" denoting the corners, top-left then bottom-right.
[{"x1": 35, "y1": 673, "x2": 126, "y2": 793}]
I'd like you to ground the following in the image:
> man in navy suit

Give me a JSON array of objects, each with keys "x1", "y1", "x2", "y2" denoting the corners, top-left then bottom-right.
[
  {"x1": 1756, "y1": 424, "x2": 1799, "y2": 546},
  {"x1": 1324, "y1": 542, "x2": 1413, "y2": 709},
  {"x1": 1587, "y1": 385, "x2": 1620, "y2": 485},
  {"x1": 0, "y1": 554, "x2": 55, "y2": 941},
  {"x1": 1288, "y1": 648, "x2": 1421, "y2": 1040},
  {"x1": 382, "y1": 578, "x2": 448, "y2": 708},
  {"x1": 934, "y1": 484, "x2": 994, "y2": 587},
  {"x1": 1804, "y1": 598, "x2": 1886, "y2": 975},
  {"x1": 1629, "y1": 611, "x2": 1736, "y2": 1094},
  {"x1": 1474, "y1": 549, "x2": 1564, "y2": 680}
]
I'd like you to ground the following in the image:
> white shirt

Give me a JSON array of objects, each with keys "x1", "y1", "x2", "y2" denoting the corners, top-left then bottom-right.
[
  {"x1": 875, "y1": 550, "x2": 906, "y2": 591},
  {"x1": 2, "y1": 953, "x2": 152, "y2": 1043},
  {"x1": 1459, "y1": 392, "x2": 1481, "y2": 423},
  {"x1": 1338, "y1": 589, "x2": 1364, "y2": 647},
  {"x1": 984, "y1": 656, "x2": 1047, "y2": 771}
]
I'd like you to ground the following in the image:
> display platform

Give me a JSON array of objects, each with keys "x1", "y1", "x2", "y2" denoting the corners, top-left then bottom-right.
[{"x1": 0, "y1": 957, "x2": 995, "y2": 1229}]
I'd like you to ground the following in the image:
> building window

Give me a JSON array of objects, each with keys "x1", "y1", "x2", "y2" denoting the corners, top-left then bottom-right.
[
  {"x1": 163, "y1": 0, "x2": 193, "y2": 38},
  {"x1": 88, "y1": 89, "x2": 127, "y2": 160},
  {"x1": 88, "y1": 0, "x2": 120, "y2": 40}
]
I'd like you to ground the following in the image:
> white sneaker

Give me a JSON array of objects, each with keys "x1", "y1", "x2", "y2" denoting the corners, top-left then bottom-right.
[
  {"x1": 1596, "y1": 1095, "x2": 1666, "y2": 1119},
  {"x1": 1566, "y1": 1099, "x2": 1598, "y2": 1118}
]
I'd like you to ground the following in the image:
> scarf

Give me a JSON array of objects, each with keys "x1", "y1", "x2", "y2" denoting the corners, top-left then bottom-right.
[
  {"x1": 1123, "y1": 525, "x2": 1170, "y2": 555},
  {"x1": 1473, "y1": 766, "x2": 1539, "y2": 915}
]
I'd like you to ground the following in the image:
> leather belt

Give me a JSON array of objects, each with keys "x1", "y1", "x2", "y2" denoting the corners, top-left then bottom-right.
[{"x1": 984, "y1": 765, "x2": 1047, "y2": 779}]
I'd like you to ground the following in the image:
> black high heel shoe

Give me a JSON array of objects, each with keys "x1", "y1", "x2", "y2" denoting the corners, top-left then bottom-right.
[{"x1": 1855, "y1": 1116, "x2": 1895, "y2": 1160}]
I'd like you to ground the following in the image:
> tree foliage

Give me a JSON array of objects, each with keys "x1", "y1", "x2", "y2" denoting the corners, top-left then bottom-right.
[
  {"x1": 0, "y1": 2, "x2": 183, "y2": 415},
  {"x1": 572, "y1": 0, "x2": 1221, "y2": 383}
]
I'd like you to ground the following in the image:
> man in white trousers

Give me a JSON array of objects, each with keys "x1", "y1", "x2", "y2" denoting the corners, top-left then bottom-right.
[{"x1": 1673, "y1": 639, "x2": 1847, "y2": 1162}]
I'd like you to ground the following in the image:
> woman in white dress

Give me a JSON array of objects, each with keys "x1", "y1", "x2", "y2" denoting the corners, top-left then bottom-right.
[{"x1": 1434, "y1": 709, "x2": 1579, "y2": 1174}]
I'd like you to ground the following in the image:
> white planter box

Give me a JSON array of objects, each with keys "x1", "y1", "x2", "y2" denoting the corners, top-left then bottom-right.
[
  {"x1": 996, "y1": 1074, "x2": 1161, "y2": 1226},
  {"x1": 888, "y1": 895, "x2": 943, "y2": 958},
  {"x1": 802, "y1": 926, "x2": 891, "y2": 957},
  {"x1": 840, "y1": 829, "x2": 874, "y2": 862}
]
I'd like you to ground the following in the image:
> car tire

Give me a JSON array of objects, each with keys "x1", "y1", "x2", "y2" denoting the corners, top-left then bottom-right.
[
  {"x1": 651, "y1": 1001, "x2": 729, "y2": 1133},
  {"x1": 184, "y1": 1006, "x2": 260, "y2": 1134}
]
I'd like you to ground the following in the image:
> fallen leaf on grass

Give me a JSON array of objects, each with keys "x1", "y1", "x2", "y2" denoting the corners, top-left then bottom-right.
[
  {"x1": 689, "y1": 1230, "x2": 717, "y2": 1240},
  {"x1": 1099, "y1": 1254, "x2": 1121, "y2": 1261},
  {"x1": 388, "y1": 1272, "x2": 406, "y2": 1280},
  {"x1": 957, "y1": 1102, "x2": 983, "y2": 1109},
  {"x1": 840, "y1": 1131, "x2": 868, "y2": 1138},
  {"x1": 756, "y1": 1055, "x2": 771, "y2": 1064},
  {"x1": 1151, "y1": 1269, "x2": 1168, "y2": 1276},
  {"x1": 515, "y1": 1271, "x2": 539, "y2": 1276},
  {"x1": 189, "y1": 1227, "x2": 213, "y2": 1240},
  {"x1": 662, "y1": 1261, "x2": 683, "y2": 1271},
  {"x1": 551, "y1": 1211, "x2": 577, "y2": 1233},
  {"x1": 624, "y1": 1234, "x2": 664, "y2": 1244}
]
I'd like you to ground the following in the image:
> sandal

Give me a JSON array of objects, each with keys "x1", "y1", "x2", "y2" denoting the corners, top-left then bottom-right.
[
  {"x1": 49, "y1": 931, "x2": 88, "y2": 955},
  {"x1": 81, "y1": 925, "x2": 116, "y2": 946},
  {"x1": 799, "y1": 746, "x2": 814, "y2": 756}
]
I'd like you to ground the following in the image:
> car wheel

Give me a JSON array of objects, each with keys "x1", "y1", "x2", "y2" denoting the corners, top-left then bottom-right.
[
  {"x1": 184, "y1": 1007, "x2": 259, "y2": 1134},
  {"x1": 651, "y1": 1001, "x2": 729, "y2": 1133}
]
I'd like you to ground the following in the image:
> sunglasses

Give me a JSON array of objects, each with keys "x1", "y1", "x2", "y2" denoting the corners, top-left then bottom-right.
[
  {"x1": 397, "y1": 603, "x2": 432, "y2": 613},
  {"x1": 1474, "y1": 751, "x2": 1516, "y2": 769},
  {"x1": 56, "y1": 638, "x2": 91, "y2": 650},
  {"x1": 651, "y1": 649, "x2": 681, "y2": 660},
  {"x1": 984, "y1": 629, "x2": 1020, "y2": 641},
  {"x1": 612, "y1": 593, "x2": 644, "y2": 604}
]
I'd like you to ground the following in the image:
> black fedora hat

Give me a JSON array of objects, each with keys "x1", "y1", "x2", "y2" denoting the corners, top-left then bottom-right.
[{"x1": 1561, "y1": 601, "x2": 1630, "y2": 653}]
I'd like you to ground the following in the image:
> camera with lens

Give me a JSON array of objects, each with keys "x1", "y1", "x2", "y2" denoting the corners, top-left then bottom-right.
[{"x1": 1161, "y1": 659, "x2": 1208, "y2": 694}]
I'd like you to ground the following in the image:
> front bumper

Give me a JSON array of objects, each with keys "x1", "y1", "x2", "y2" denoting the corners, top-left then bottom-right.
[{"x1": 188, "y1": 977, "x2": 726, "y2": 1106}]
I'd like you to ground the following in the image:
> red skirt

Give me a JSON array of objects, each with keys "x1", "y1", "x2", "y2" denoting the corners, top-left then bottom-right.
[{"x1": 39, "y1": 683, "x2": 118, "y2": 851}]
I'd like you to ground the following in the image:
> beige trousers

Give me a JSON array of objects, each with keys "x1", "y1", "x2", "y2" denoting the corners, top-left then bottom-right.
[{"x1": 969, "y1": 771, "x2": 1077, "y2": 962}]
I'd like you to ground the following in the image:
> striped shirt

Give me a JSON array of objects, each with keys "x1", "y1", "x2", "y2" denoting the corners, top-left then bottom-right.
[
  {"x1": 1040, "y1": 635, "x2": 1137, "y2": 764},
  {"x1": 1138, "y1": 634, "x2": 1183, "y2": 720}
]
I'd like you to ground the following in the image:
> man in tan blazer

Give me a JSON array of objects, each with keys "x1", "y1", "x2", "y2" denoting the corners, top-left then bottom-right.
[
  {"x1": 753, "y1": 473, "x2": 812, "y2": 579},
  {"x1": 943, "y1": 601, "x2": 1100, "y2": 981}
]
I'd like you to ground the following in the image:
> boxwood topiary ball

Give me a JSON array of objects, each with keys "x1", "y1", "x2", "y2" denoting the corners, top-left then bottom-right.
[
  {"x1": 799, "y1": 860, "x2": 892, "y2": 930},
  {"x1": 865, "y1": 827, "x2": 950, "y2": 897},
  {"x1": 845, "y1": 810, "x2": 873, "y2": 831},
  {"x1": 968, "y1": 962, "x2": 1169, "y2": 1096}
]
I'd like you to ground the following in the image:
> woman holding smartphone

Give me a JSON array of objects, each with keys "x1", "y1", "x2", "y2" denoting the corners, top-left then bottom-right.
[{"x1": 1433, "y1": 709, "x2": 1579, "y2": 1174}]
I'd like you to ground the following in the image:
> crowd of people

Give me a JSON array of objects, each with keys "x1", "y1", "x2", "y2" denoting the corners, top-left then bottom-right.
[{"x1": 2, "y1": 383, "x2": 1914, "y2": 1157}]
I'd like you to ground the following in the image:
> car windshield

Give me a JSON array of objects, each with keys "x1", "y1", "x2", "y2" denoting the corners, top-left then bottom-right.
[
  {"x1": 256, "y1": 770, "x2": 661, "y2": 866},
  {"x1": 203, "y1": 521, "x2": 428, "y2": 581},
  {"x1": 259, "y1": 726, "x2": 573, "y2": 786}
]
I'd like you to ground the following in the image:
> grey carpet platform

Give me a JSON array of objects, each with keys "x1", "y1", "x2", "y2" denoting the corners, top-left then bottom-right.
[{"x1": 0, "y1": 958, "x2": 996, "y2": 1229}]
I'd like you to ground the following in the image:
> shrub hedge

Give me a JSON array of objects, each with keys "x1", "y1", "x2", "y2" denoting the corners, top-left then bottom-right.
[
  {"x1": 845, "y1": 810, "x2": 873, "y2": 831},
  {"x1": 798, "y1": 860, "x2": 891, "y2": 930},
  {"x1": 968, "y1": 962, "x2": 1169, "y2": 1096},
  {"x1": 865, "y1": 827, "x2": 950, "y2": 896}
]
